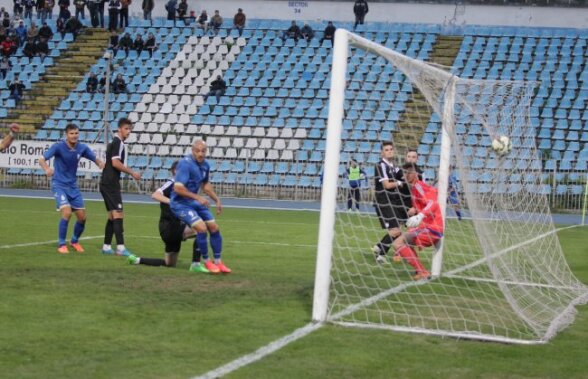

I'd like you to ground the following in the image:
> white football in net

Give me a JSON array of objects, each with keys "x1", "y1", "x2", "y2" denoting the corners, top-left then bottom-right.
[{"x1": 491, "y1": 135, "x2": 512, "y2": 156}]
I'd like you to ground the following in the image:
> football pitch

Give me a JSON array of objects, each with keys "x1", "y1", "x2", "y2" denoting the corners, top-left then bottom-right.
[{"x1": 1, "y1": 196, "x2": 587, "y2": 379}]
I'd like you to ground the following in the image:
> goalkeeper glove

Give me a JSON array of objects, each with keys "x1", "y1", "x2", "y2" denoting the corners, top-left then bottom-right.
[
  {"x1": 406, "y1": 213, "x2": 424, "y2": 228},
  {"x1": 396, "y1": 180, "x2": 404, "y2": 188}
]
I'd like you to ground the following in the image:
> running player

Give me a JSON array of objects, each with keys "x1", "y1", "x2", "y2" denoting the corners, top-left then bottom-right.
[
  {"x1": 39, "y1": 123, "x2": 105, "y2": 253},
  {"x1": 392, "y1": 162, "x2": 445, "y2": 280},
  {"x1": 170, "y1": 139, "x2": 231, "y2": 274},
  {"x1": 99, "y1": 118, "x2": 141, "y2": 256}
]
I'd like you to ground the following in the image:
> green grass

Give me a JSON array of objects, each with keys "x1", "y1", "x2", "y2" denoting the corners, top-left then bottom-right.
[{"x1": 0, "y1": 197, "x2": 587, "y2": 379}]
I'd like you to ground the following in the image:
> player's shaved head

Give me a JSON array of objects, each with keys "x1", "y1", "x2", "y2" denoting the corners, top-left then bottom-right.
[{"x1": 192, "y1": 140, "x2": 208, "y2": 162}]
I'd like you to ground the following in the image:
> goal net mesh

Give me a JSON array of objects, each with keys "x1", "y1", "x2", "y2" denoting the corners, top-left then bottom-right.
[{"x1": 323, "y1": 31, "x2": 588, "y2": 343}]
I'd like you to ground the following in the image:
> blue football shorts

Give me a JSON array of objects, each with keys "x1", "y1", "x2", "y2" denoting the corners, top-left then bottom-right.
[
  {"x1": 53, "y1": 186, "x2": 85, "y2": 210},
  {"x1": 170, "y1": 201, "x2": 214, "y2": 227}
]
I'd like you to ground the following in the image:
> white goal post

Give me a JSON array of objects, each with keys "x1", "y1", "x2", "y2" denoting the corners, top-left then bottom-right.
[{"x1": 312, "y1": 29, "x2": 588, "y2": 344}]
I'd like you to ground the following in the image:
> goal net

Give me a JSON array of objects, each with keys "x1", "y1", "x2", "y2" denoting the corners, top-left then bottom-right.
[{"x1": 312, "y1": 30, "x2": 588, "y2": 344}]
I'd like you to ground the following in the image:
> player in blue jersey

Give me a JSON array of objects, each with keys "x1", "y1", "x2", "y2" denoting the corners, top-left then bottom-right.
[
  {"x1": 170, "y1": 139, "x2": 231, "y2": 274},
  {"x1": 39, "y1": 123, "x2": 105, "y2": 254},
  {"x1": 0, "y1": 123, "x2": 19, "y2": 149}
]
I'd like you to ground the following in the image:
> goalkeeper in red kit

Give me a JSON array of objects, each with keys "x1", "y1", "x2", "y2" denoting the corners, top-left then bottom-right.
[{"x1": 391, "y1": 162, "x2": 444, "y2": 280}]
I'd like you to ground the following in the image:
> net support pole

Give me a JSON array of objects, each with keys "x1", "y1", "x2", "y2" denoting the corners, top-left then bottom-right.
[
  {"x1": 431, "y1": 78, "x2": 456, "y2": 278},
  {"x1": 312, "y1": 29, "x2": 349, "y2": 322},
  {"x1": 582, "y1": 172, "x2": 588, "y2": 226}
]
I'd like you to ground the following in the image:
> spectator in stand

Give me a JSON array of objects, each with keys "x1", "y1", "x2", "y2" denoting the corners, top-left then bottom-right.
[
  {"x1": 111, "y1": 73, "x2": 126, "y2": 94},
  {"x1": 353, "y1": 0, "x2": 368, "y2": 30},
  {"x1": 64, "y1": 15, "x2": 82, "y2": 39},
  {"x1": 1, "y1": 35, "x2": 16, "y2": 56},
  {"x1": 119, "y1": 0, "x2": 129, "y2": 28},
  {"x1": 36, "y1": 0, "x2": 47, "y2": 22},
  {"x1": 107, "y1": 0, "x2": 120, "y2": 31},
  {"x1": 232, "y1": 8, "x2": 245, "y2": 37},
  {"x1": 0, "y1": 25, "x2": 5, "y2": 41},
  {"x1": 55, "y1": 14, "x2": 65, "y2": 36},
  {"x1": 132, "y1": 33, "x2": 143, "y2": 55},
  {"x1": 0, "y1": 55, "x2": 11, "y2": 79},
  {"x1": 22, "y1": 37, "x2": 36, "y2": 57},
  {"x1": 144, "y1": 31, "x2": 155, "y2": 56},
  {"x1": 204, "y1": 75, "x2": 226, "y2": 103},
  {"x1": 46, "y1": 0, "x2": 55, "y2": 20},
  {"x1": 14, "y1": 0, "x2": 24, "y2": 17},
  {"x1": 301, "y1": 22, "x2": 314, "y2": 42},
  {"x1": 57, "y1": 0, "x2": 70, "y2": 20},
  {"x1": 38, "y1": 21, "x2": 53, "y2": 39},
  {"x1": 15, "y1": 19, "x2": 27, "y2": 45},
  {"x1": 281, "y1": 20, "x2": 301, "y2": 43},
  {"x1": 176, "y1": 0, "x2": 187, "y2": 25},
  {"x1": 24, "y1": 0, "x2": 34, "y2": 20},
  {"x1": 164, "y1": 0, "x2": 176, "y2": 24},
  {"x1": 321, "y1": 21, "x2": 336, "y2": 45},
  {"x1": 98, "y1": 73, "x2": 106, "y2": 92},
  {"x1": 2, "y1": 11, "x2": 10, "y2": 28},
  {"x1": 73, "y1": 0, "x2": 85, "y2": 19},
  {"x1": 197, "y1": 9, "x2": 207, "y2": 32},
  {"x1": 9, "y1": 76, "x2": 26, "y2": 103},
  {"x1": 27, "y1": 21, "x2": 38, "y2": 40},
  {"x1": 96, "y1": 0, "x2": 104, "y2": 27},
  {"x1": 87, "y1": 0, "x2": 97, "y2": 26},
  {"x1": 208, "y1": 9, "x2": 222, "y2": 35},
  {"x1": 86, "y1": 72, "x2": 98, "y2": 92},
  {"x1": 117, "y1": 31, "x2": 131, "y2": 56},
  {"x1": 141, "y1": 0, "x2": 152, "y2": 21},
  {"x1": 107, "y1": 29, "x2": 117, "y2": 55},
  {"x1": 35, "y1": 36, "x2": 48, "y2": 59}
]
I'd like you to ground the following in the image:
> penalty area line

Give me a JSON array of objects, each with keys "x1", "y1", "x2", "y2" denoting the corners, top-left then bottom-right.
[
  {"x1": 192, "y1": 322, "x2": 323, "y2": 379},
  {"x1": 0, "y1": 235, "x2": 104, "y2": 249}
]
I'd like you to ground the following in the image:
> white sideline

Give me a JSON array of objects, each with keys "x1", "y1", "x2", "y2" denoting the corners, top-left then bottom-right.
[
  {"x1": 0, "y1": 235, "x2": 104, "y2": 249},
  {"x1": 194, "y1": 224, "x2": 584, "y2": 378}
]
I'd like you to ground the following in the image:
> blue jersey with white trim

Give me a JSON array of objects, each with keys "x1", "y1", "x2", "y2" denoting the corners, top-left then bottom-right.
[
  {"x1": 43, "y1": 140, "x2": 96, "y2": 187},
  {"x1": 170, "y1": 155, "x2": 210, "y2": 206}
]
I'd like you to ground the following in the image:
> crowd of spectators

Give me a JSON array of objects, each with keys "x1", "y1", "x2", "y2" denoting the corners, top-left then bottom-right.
[{"x1": 108, "y1": 30, "x2": 156, "y2": 57}]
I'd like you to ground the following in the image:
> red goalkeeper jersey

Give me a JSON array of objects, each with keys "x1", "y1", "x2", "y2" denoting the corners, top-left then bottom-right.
[{"x1": 410, "y1": 180, "x2": 444, "y2": 234}]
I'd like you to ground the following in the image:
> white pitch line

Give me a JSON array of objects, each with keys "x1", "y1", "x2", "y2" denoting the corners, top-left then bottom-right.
[
  {"x1": 133, "y1": 235, "x2": 316, "y2": 248},
  {"x1": 0, "y1": 235, "x2": 104, "y2": 249},
  {"x1": 192, "y1": 322, "x2": 324, "y2": 379}
]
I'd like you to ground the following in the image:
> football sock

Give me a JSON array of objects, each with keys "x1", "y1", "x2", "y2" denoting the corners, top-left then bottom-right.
[
  {"x1": 117, "y1": 244, "x2": 126, "y2": 252},
  {"x1": 210, "y1": 231, "x2": 222, "y2": 261},
  {"x1": 112, "y1": 219, "x2": 124, "y2": 245},
  {"x1": 377, "y1": 234, "x2": 393, "y2": 254},
  {"x1": 104, "y1": 219, "x2": 114, "y2": 245},
  {"x1": 103, "y1": 244, "x2": 112, "y2": 250},
  {"x1": 197, "y1": 233, "x2": 208, "y2": 260},
  {"x1": 140, "y1": 258, "x2": 166, "y2": 266},
  {"x1": 58, "y1": 218, "x2": 69, "y2": 246},
  {"x1": 192, "y1": 241, "x2": 201, "y2": 263},
  {"x1": 71, "y1": 221, "x2": 85, "y2": 243},
  {"x1": 396, "y1": 245, "x2": 426, "y2": 273},
  {"x1": 456, "y1": 210, "x2": 463, "y2": 221}
]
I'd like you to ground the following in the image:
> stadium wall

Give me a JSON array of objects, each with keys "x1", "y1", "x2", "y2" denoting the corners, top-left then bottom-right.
[{"x1": 0, "y1": 0, "x2": 586, "y2": 29}]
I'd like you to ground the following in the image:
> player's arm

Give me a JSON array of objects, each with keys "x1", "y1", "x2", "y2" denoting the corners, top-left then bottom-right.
[
  {"x1": 82, "y1": 145, "x2": 105, "y2": 169},
  {"x1": 151, "y1": 180, "x2": 173, "y2": 204},
  {"x1": 112, "y1": 158, "x2": 141, "y2": 180},
  {"x1": 173, "y1": 182, "x2": 210, "y2": 207},
  {"x1": 0, "y1": 123, "x2": 19, "y2": 150},
  {"x1": 202, "y1": 181, "x2": 222, "y2": 214},
  {"x1": 39, "y1": 142, "x2": 58, "y2": 177}
]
